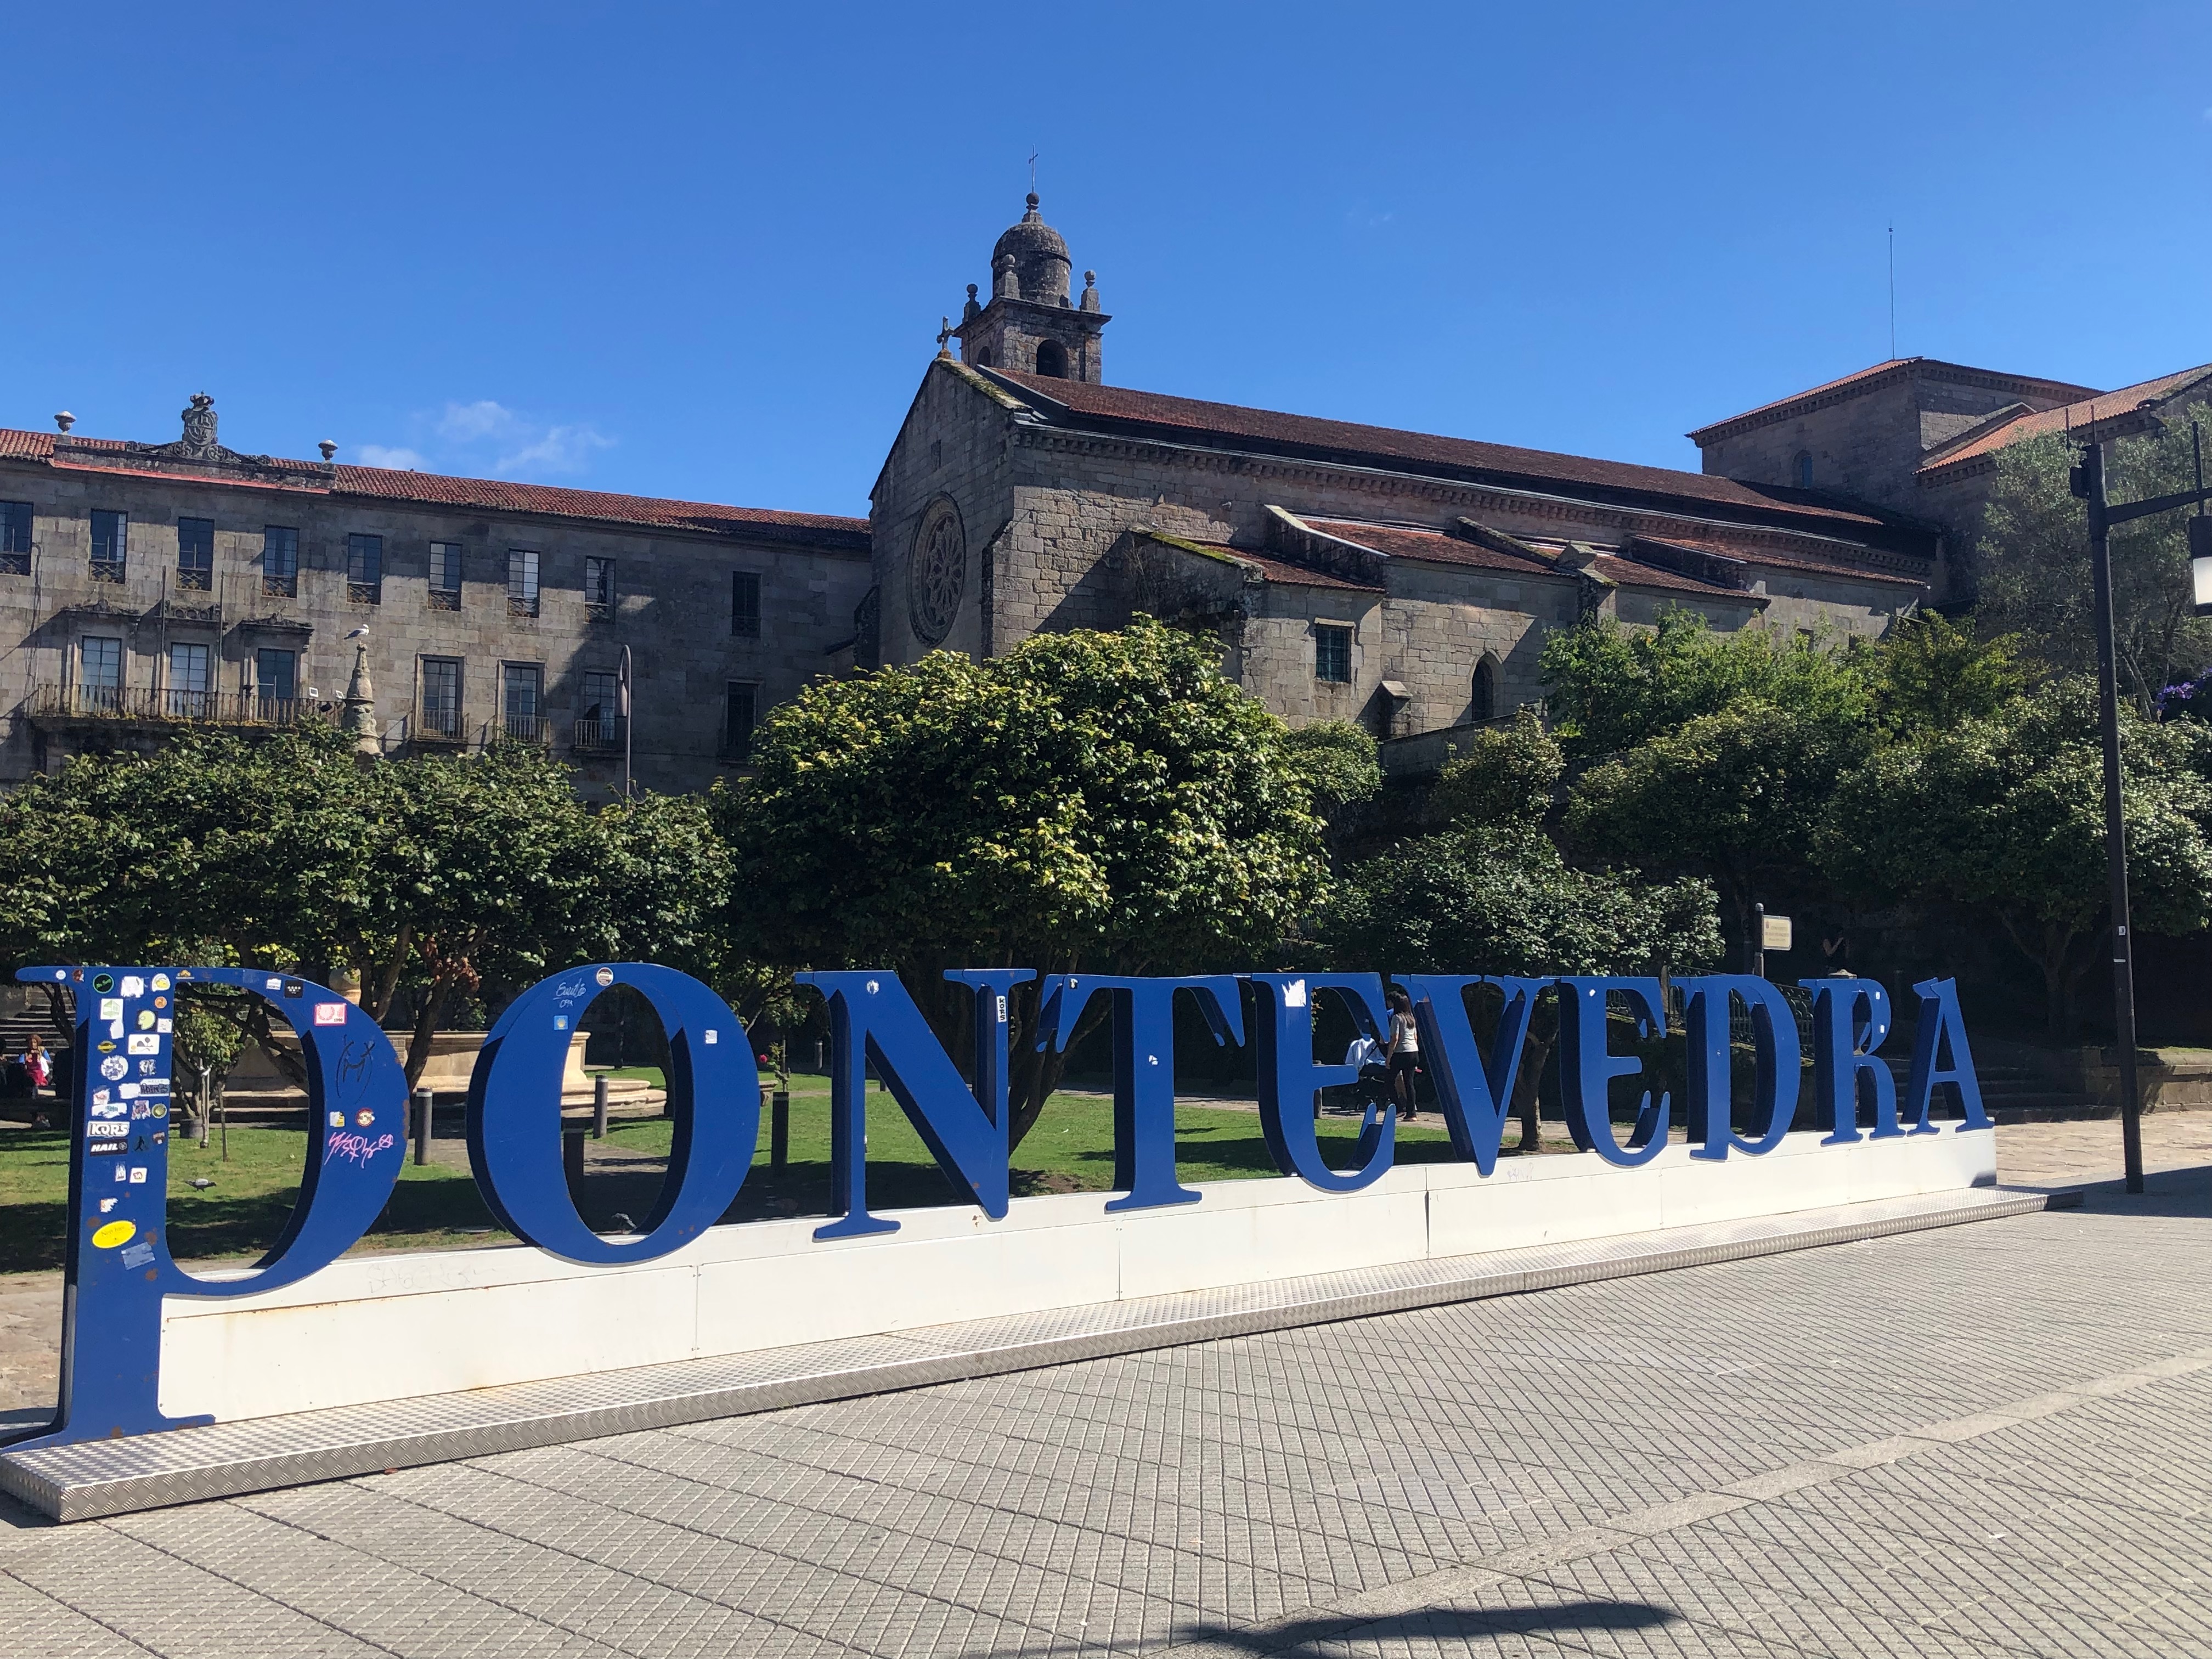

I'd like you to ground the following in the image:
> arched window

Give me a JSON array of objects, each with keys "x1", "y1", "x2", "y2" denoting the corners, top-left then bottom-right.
[
  {"x1": 973, "y1": 346, "x2": 994, "y2": 368},
  {"x1": 1795, "y1": 450, "x2": 1814, "y2": 489},
  {"x1": 1035, "y1": 339, "x2": 1069, "y2": 378},
  {"x1": 1471, "y1": 656, "x2": 1497, "y2": 723}
]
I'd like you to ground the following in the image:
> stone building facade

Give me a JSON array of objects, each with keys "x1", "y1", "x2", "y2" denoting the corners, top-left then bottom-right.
[
  {"x1": 0, "y1": 404, "x2": 870, "y2": 793},
  {"x1": 8, "y1": 194, "x2": 2199, "y2": 793},
  {"x1": 1689, "y1": 357, "x2": 2212, "y2": 597},
  {"x1": 870, "y1": 199, "x2": 1939, "y2": 771}
]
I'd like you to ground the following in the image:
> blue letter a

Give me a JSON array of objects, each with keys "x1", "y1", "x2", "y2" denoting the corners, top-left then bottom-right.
[{"x1": 799, "y1": 969, "x2": 1031, "y2": 1239}]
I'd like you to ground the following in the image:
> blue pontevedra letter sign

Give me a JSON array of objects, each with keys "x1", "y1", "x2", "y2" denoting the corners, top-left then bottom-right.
[{"x1": 8, "y1": 963, "x2": 1990, "y2": 1451}]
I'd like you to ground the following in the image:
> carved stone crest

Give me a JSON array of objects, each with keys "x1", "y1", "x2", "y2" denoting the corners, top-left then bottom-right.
[{"x1": 178, "y1": 393, "x2": 218, "y2": 457}]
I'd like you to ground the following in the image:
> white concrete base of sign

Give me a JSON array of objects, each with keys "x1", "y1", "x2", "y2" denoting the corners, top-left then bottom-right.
[
  {"x1": 1, "y1": 1171, "x2": 2046, "y2": 1522},
  {"x1": 154, "y1": 1126, "x2": 1995, "y2": 1424}
]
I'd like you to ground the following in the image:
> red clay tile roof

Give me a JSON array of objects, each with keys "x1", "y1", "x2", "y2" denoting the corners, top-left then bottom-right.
[
  {"x1": 1579, "y1": 552, "x2": 1753, "y2": 599},
  {"x1": 1916, "y1": 364, "x2": 2212, "y2": 476},
  {"x1": 329, "y1": 465, "x2": 868, "y2": 541},
  {"x1": 1181, "y1": 543, "x2": 1383, "y2": 591},
  {"x1": 986, "y1": 370, "x2": 1918, "y2": 543},
  {"x1": 0, "y1": 426, "x2": 868, "y2": 546},
  {"x1": 1629, "y1": 532, "x2": 1928, "y2": 588},
  {"x1": 1307, "y1": 518, "x2": 1751, "y2": 599},
  {"x1": 1688, "y1": 357, "x2": 2106, "y2": 441},
  {"x1": 1306, "y1": 519, "x2": 1556, "y2": 576}
]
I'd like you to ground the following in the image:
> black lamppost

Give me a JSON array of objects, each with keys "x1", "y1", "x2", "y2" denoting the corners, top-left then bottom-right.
[{"x1": 2072, "y1": 421, "x2": 2212, "y2": 1195}]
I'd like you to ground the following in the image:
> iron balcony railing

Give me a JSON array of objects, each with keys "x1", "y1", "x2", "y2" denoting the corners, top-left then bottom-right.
[
  {"x1": 572, "y1": 716, "x2": 622, "y2": 754},
  {"x1": 32, "y1": 684, "x2": 306, "y2": 727},
  {"x1": 501, "y1": 710, "x2": 546, "y2": 743},
  {"x1": 426, "y1": 586, "x2": 460, "y2": 612},
  {"x1": 263, "y1": 572, "x2": 297, "y2": 599},
  {"x1": 417, "y1": 702, "x2": 464, "y2": 741},
  {"x1": 89, "y1": 558, "x2": 127, "y2": 585}
]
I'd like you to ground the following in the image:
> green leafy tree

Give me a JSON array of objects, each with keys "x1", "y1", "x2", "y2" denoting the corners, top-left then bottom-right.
[
  {"x1": 351, "y1": 744, "x2": 619, "y2": 1086},
  {"x1": 1870, "y1": 610, "x2": 2031, "y2": 734},
  {"x1": 1538, "y1": 608, "x2": 1871, "y2": 761},
  {"x1": 1564, "y1": 699, "x2": 1869, "y2": 950},
  {"x1": 1819, "y1": 679, "x2": 2212, "y2": 1036},
  {"x1": 1318, "y1": 715, "x2": 1719, "y2": 1148},
  {"x1": 1977, "y1": 405, "x2": 2212, "y2": 713},
  {"x1": 720, "y1": 617, "x2": 1334, "y2": 1144},
  {"x1": 1279, "y1": 720, "x2": 1383, "y2": 812}
]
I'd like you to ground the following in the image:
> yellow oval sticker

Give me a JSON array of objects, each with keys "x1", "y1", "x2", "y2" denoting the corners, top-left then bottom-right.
[{"x1": 92, "y1": 1220, "x2": 136, "y2": 1250}]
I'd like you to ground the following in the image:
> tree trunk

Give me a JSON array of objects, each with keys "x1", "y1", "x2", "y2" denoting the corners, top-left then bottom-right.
[
  {"x1": 364, "y1": 926, "x2": 411, "y2": 1024},
  {"x1": 403, "y1": 968, "x2": 464, "y2": 1092}
]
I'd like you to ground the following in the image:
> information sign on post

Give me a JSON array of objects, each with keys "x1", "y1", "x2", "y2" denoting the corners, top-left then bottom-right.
[{"x1": 1760, "y1": 913, "x2": 1793, "y2": 953}]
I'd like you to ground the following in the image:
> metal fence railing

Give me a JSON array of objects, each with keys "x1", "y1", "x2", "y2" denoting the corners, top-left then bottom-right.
[{"x1": 32, "y1": 685, "x2": 304, "y2": 726}]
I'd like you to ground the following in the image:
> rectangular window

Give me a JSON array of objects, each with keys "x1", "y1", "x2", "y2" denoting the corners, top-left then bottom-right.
[
  {"x1": 255, "y1": 647, "x2": 297, "y2": 713},
  {"x1": 420, "y1": 657, "x2": 462, "y2": 740},
  {"x1": 346, "y1": 533, "x2": 382, "y2": 604},
  {"x1": 724, "y1": 681, "x2": 758, "y2": 764},
  {"x1": 428, "y1": 541, "x2": 462, "y2": 610},
  {"x1": 502, "y1": 662, "x2": 543, "y2": 740},
  {"x1": 176, "y1": 517, "x2": 214, "y2": 591},
  {"x1": 507, "y1": 549, "x2": 540, "y2": 617},
  {"x1": 584, "y1": 556, "x2": 615, "y2": 621},
  {"x1": 576, "y1": 668, "x2": 621, "y2": 752},
  {"x1": 79, "y1": 636, "x2": 123, "y2": 712},
  {"x1": 1314, "y1": 624, "x2": 1352, "y2": 684},
  {"x1": 0, "y1": 501, "x2": 30, "y2": 574},
  {"x1": 262, "y1": 527, "x2": 298, "y2": 597},
  {"x1": 90, "y1": 510, "x2": 127, "y2": 582},
  {"x1": 731, "y1": 570, "x2": 761, "y2": 639},
  {"x1": 166, "y1": 642, "x2": 211, "y2": 718}
]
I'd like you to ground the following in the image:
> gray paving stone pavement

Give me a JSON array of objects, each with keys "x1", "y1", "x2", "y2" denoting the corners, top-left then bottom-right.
[{"x1": 0, "y1": 1148, "x2": 2207, "y2": 1657}]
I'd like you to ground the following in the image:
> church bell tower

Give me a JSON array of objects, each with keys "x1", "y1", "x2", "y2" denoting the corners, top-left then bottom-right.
[{"x1": 952, "y1": 194, "x2": 1109, "y2": 383}]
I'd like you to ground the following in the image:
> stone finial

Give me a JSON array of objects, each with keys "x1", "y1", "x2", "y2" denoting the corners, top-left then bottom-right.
[
  {"x1": 994, "y1": 251, "x2": 1018, "y2": 300},
  {"x1": 1080, "y1": 270, "x2": 1101, "y2": 314},
  {"x1": 53, "y1": 411, "x2": 74, "y2": 433},
  {"x1": 962, "y1": 282, "x2": 981, "y2": 322},
  {"x1": 318, "y1": 440, "x2": 337, "y2": 461},
  {"x1": 340, "y1": 631, "x2": 379, "y2": 757},
  {"x1": 1023, "y1": 191, "x2": 1041, "y2": 219}
]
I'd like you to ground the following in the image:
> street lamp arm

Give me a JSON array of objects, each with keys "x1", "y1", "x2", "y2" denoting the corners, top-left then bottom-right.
[{"x1": 2104, "y1": 484, "x2": 2212, "y2": 527}]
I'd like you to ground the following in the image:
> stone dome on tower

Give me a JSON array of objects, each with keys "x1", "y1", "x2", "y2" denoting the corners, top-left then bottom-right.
[
  {"x1": 952, "y1": 191, "x2": 1109, "y2": 382},
  {"x1": 991, "y1": 193, "x2": 1073, "y2": 305}
]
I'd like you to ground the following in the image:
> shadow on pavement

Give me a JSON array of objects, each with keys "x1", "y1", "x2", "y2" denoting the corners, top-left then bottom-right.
[
  {"x1": 2066, "y1": 1163, "x2": 2212, "y2": 1218},
  {"x1": 981, "y1": 1599, "x2": 1675, "y2": 1656}
]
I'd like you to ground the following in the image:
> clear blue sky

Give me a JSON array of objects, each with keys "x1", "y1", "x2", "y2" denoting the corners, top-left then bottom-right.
[{"x1": 7, "y1": 2, "x2": 2206, "y2": 517}]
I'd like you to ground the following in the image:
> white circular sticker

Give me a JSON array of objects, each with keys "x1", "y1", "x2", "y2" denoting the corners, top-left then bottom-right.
[
  {"x1": 595, "y1": 967, "x2": 614, "y2": 987},
  {"x1": 100, "y1": 1056, "x2": 128, "y2": 1081}
]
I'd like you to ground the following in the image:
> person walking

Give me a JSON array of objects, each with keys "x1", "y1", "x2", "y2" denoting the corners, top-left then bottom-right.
[
  {"x1": 21, "y1": 1032, "x2": 50, "y2": 1091},
  {"x1": 1385, "y1": 986, "x2": 1421, "y2": 1121}
]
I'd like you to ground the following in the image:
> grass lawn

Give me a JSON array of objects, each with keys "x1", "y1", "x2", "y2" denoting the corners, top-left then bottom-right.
[{"x1": 0, "y1": 1074, "x2": 1495, "y2": 1272}]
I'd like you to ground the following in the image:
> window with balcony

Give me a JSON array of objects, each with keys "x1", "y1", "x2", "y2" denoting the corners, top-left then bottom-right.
[
  {"x1": 420, "y1": 657, "x2": 462, "y2": 740},
  {"x1": 346, "y1": 533, "x2": 383, "y2": 605},
  {"x1": 1314, "y1": 623, "x2": 1352, "y2": 684},
  {"x1": 0, "y1": 501, "x2": 32, "y2": 575},
  {"x1": 502, "y1": 662, "x2": 543, "y2": 740},
  {"x1": 166, "y1": 642, "x2": 212, "y2": 719},
  {"x1": 255, "y1": 648, "x2": 297, "y2": 718},
  {"x1": 79, "y1": 636, "x2": 123, "y2": 712},
  {"x1": 176, "y1": 518, "x2": 214, "y2": 592},
  {"x1": 723, "y1": 681, "x2": 758, "y2": 764},
  {"x1": 90, "y1": 510, "x2": 127, "y2": 583},
  {"x1": 584, "y1": 556, "x2": 615, "y2": 622},
  {"x1": 575, "y1": 668, "x2": 622, "y2": 752},
  {"x1": 731, "y1": 570, "x2": 760, "y2": 638},
  {"x1": 262, "y1": 527, "x2": 299, "y2": 597},
  {"x1": 507, "y1": 549, "x2": 540, "y2": 618},
  {"x1": 428, "y1": 541, "x2": 462, "y2": 610}
]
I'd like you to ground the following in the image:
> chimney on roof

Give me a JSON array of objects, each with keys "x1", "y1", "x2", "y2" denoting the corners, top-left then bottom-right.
[{"x1": 53, "y1": 411, "x2": 73, "y2": 433}]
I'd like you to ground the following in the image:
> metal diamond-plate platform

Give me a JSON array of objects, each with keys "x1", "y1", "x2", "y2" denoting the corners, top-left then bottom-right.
[{"x1": 0, "y1": 1183, "x2": 2055, "y2": 1521}]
